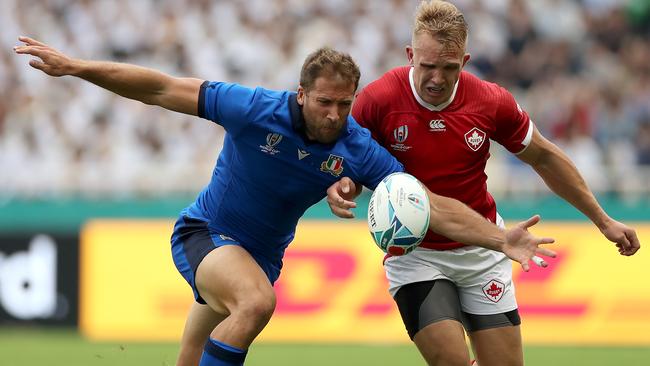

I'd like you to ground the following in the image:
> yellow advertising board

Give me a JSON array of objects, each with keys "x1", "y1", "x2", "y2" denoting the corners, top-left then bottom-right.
[{"x1": 80, "y1": 220, "x2": 650, "y2": 345}]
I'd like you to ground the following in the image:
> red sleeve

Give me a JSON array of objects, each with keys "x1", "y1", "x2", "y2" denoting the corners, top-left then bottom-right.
[
  {"x1": 352, "y1": 87, "x2": 385, "y2": 144},
  {"x1": 492, "y1": 87, "x2": 533, "y2": 154}
]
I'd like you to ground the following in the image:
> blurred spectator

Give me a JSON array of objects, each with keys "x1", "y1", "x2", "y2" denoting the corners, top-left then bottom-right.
[{"x1": 0, "y1": 0, "x2": 647, "y2": 197}]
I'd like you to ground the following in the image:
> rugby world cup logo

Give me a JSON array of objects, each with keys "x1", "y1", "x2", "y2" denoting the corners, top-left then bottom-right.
[
  {"x1": 393, "y1": 125, "x2": 409, "y2": 143},
  {"x1": 407, "y1": 193, "x2": 426, "y2": 212},
  {"x1": 266, "y1": 133, "x2": 282, "y2": 147},
  {"x1": 391, "y1": 125, "x2": 412, "y2": 152},
  {"x1": 260, "y1": 133, "x2": 283, "y2": 155}
]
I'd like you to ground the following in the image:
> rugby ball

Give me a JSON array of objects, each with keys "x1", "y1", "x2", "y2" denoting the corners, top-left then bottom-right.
[{"x1": 367, "y1": 172, "x2": 430, "y2": 256}]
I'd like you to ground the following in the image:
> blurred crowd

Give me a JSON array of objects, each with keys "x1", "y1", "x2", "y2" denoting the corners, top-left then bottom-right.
[{"x1": 1, "y1": 0, "x2": 649, "y2": 198}]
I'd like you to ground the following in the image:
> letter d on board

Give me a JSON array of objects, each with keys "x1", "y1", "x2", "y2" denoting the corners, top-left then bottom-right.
[{"x1": 0, "y1": 235, "x2": 57, "y2": 319}]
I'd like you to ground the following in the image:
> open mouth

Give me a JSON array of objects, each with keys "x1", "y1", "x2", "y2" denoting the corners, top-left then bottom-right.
[{"x1": 426, "y1": 86, "x2": 444, "y2": 95}]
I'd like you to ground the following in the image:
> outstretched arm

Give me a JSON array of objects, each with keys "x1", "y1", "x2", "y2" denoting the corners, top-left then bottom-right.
[
  {"x1": 13, "y1": 36, "x2": 202, "y2": 115},
  {"x1": 517, "y1": 127, "x2": 641, "y2": 256},
  {"x1": 326, "y1": 177, "x2": 556, "y2": 271},
  {"x1": 425, "y1": 190, "x2": 555, "y2": 272}
]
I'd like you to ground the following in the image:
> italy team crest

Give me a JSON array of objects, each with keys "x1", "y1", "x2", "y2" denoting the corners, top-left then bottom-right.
[
  {"x1": 320, "y1": 154, "x2": 344, "y2": 177},
  {"x1": 464, "y1": 127, "x2": 486, "y2": 151}
]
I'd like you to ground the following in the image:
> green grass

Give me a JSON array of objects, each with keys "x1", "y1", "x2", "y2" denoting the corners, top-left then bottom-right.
[{"x1": 0, "y1": 328, "x2": 648, "y2": 366}]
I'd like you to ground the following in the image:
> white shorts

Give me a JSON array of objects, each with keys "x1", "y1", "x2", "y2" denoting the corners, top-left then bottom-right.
[{"x1": 384, "y1": 214, "x2": 517, "y2": 315}]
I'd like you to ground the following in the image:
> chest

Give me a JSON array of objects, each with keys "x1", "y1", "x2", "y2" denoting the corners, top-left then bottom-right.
[
  {"x1": 232, "y1": 129, "x2": 354, "y2": 196},
  {"x1": 377, "y1": 111, "x2": 495, "y2": 169}
]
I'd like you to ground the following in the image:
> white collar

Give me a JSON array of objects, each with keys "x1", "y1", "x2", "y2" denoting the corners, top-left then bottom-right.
[{"x1": 409, "y1": 67, "x2": 459, "y2": 111}]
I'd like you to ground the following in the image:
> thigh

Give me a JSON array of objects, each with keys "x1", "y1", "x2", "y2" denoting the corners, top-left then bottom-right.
[
  {"x1": 394, "y1": 280, "x2": 463, "y2": 340},
  {"x1": 394, "y1": 280, "x2": 470, "y2": 366},
  {"x1": 414, "y1": 320, "x2": 470, "y2": 366},
  {"x1": 171, "y1": 216, "x2": 281, "y2": 305},
  {"x1": 195, "y1": 244, "x2": 275, "y2": 315},
  {"x1": 468, "y1": 325, "x2": 523, "y2": 366}
]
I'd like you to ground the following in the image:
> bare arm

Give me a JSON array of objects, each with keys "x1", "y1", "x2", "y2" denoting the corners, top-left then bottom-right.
[
  {"x1": 14, "y1": 36, "x2": 202, "y2": 115},
  {"x1": 326, "y1": 177, "x2": 556, "y2": 271},
  {"x1": 517, "y1": 127, "x2": 640, "y2": 256},
  {"x1": 425, "y1": 189, "x2": 555, "y2": 271}
]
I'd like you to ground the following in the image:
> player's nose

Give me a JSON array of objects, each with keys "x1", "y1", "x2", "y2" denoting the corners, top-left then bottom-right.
[{"x1": 326, "y1": 106, "x2": 340, "y2": 122}]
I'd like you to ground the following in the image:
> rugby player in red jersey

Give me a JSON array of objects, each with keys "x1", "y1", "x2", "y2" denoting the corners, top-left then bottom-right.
[{"x1": 328, "y1": 1, "x2": 640, "y2": 366}]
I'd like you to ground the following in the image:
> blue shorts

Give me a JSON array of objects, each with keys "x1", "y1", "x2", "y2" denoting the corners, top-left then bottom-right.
[{"x1": 170, "y1": 215, "x2": 282, "y2": 304}]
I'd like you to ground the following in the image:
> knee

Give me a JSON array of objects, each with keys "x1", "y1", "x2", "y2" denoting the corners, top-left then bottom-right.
[
  {"x1": 237, "y1": 291, "x2": 276, "y2": 325},
  {"x1": 433, "y1": 348, "x2": 470, "y2": 366}
]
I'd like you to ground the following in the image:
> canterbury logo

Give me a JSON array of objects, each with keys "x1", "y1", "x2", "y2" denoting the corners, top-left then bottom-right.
[{"x1": 429, "y1": 119, "x2": 446, "y2": 131}]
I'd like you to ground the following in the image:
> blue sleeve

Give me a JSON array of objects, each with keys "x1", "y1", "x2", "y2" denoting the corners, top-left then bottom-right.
[
  {"x1": 198, "y1": 81, "x2": 259, "y2": 136},
  {"x1": 359, "y1": 136, "x2": 404, "y2": 190}
]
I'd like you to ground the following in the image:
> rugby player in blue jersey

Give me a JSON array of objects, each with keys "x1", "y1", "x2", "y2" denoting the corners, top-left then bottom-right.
[{"x1": 15, "y1": 36, "x2": 555, "y2": 366}]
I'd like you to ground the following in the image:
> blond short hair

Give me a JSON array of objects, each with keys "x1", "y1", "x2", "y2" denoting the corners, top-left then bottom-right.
[{"x1": 412, "y1": 0, "x2": 468, "y2": 51}]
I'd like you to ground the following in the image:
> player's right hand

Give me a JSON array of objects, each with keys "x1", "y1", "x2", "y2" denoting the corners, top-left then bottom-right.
[
  {"x1": 503, "y1": 215, "x2": 556, "y2": 272},
  {"x1": 13, "y1": 36, "x2": 75, "y2": 77},
  {"x1": 326, "y1": 177, "x2": 358, "y2": 219}
]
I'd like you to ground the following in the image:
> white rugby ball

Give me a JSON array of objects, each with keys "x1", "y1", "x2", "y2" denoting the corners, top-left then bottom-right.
[{"x1": 367, "y1": 172, "x2": 430, "y2": 256}]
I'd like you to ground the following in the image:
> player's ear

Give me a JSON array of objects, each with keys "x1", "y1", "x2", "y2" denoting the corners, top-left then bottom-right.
[
  {"x1": 297, "y1": 85, "x2": 305, "y2": 106},
  {"x1": 406, "y1": 46, "x2": 414, "y2": 65},
  {"x1": 462, "y1": 53, "x2": 471, "y2": 68}
]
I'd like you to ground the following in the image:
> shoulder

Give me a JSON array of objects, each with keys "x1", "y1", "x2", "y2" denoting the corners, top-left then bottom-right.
[
  {"x1": 341, "y1": 117, "x2": 375, "y2": 151},
  {"x1": 459, "y1": 71, "x2": 515, "y2": 110},
  {"x1": 358, "y1": 66, "x2": 410, "y2": 101},
  {"x1": 204, "y1": 82, "x2": 288, "y2": 102}
]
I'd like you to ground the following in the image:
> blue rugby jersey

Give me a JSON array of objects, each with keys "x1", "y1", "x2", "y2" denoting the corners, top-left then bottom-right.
[{"x1": 180, "y1": 81, "x2": 403, "y2": 262}]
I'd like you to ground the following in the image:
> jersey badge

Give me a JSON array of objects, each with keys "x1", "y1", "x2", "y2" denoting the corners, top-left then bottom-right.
[
  {"x1": 219, "y1": 234, "x2": 236, "y2": 242},
  {"x1": 390, "y1": 125, "x2": 412, "y2": 152},
  {"x1": 320, "y1": 154, "x2": 344, "y2": 177},
  {"x1": 482, "y1": 279, "x2": 505, "y2": 303},
  {"x1": 298, "y1": 149, "x2": 310, "y2": 160},
  {"x1": 464, "y1": 127, "x2": 486, "y2": 151},
  {"x1": 429, "y1": 119, "x2": 446, "y2": 132},
  {"x1": 260, "y1": 133, "x2": 283, "y2": 155}
]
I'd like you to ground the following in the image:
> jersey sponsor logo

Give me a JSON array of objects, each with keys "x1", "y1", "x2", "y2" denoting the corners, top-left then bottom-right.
[
  {"x1": 464, "y1": 127, "x2": 486, "y2": 151},
  {"x1": 429, "y1": 119, "x2": 446, "y2": 131},
  {"x1": 260, "y1": 133, "x2": 283, "y2": 155},
  {"x1": 390, "y1": 125, "x2": 412, "y2": 152},
  {"x1": 482, "y1": 279, "x2": 505, "y2": 303},
  {"x1": 320, "y1": 154, "x2": 344, "y2": 177},
  {"x1": 298, "y1": 149, "x2": 310, "y2": 160}
]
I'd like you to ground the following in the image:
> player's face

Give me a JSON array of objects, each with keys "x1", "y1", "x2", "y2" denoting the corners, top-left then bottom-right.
[
  {"x1": 297, "y1": 75, "x2": 355, "y2": 144},
  {"x1": 407, "y1": 33, "x2": 470, "y2": 106}
]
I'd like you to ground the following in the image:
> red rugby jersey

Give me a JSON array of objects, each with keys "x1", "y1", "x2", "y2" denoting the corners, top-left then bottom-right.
[{"x1": 353, "y1": 66, "x2": 533, "y2": 250}]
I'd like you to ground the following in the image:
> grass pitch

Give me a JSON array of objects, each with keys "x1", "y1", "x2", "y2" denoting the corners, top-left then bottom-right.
[{"x1": 0, "y1": 328, "x2": 648, "y2": 366}]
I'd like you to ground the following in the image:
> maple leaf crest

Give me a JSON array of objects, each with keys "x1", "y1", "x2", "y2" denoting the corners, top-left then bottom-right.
[
  {"x1": 468, "y1": 131, "x2": 483, "y2": 147},
  {"x1": 486, "y1": 282, "x2": 502, "y2": 298}
]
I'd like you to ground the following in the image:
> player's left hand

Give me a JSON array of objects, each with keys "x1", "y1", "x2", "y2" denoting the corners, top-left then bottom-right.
[
  {"x1": 326, "y1": 177, "x2": 359, "y2": 219},
  {"x1": 503, "y1": 215, "x2": 556, "y2": 272},
  {"x1": 599, "y1": 219, "x2": 641, "y2": 256}
]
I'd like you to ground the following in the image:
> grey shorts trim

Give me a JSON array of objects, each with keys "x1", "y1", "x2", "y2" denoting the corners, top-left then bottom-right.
[{"x1": 393, "y1": 280, "x2": 521, "y2": 340}]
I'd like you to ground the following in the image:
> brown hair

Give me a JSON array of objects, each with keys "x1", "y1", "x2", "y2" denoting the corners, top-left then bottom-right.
[
  {"x1": 412, "y1": 0, "x2": 468, "y2": 52},
  {"x1": 299, "y1": 47, "x2": 361, "y2": 91}
]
